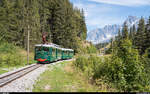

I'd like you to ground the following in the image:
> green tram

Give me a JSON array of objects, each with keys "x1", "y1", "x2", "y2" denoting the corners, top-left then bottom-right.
[{"x1": 34, "y1": 43, "x2": 74, "y2": 63}]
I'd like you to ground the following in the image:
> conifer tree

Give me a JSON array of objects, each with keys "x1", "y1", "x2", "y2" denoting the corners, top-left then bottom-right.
[
  {"x1": 135, "y1": 17, "x2": 146, "y2": 55},
  {"x1": 116, "y1": 29, "x2": 122, "y2": 48},
  {"x1": 145, "y1": 16, "x2": 150, "y2": 50},
  {"x1": 129, "y1": 27, "x2": 132, "y2": 40},
  {"x1": 0, "y1": 0, "x2": 8, "y2": 41},
  {"x1": 0, "y1": 0, "x2": 18, "y2": 43},
  {"x1": 118, "y1": 29, "x2": 122, "y2": 39},
  {"x1": 79, "y1": 9, "x2": 87, "y2": 40},
  {"x1": 132, "y1": 24, "x2": 136, "y2": 46},
  {"x1": 122, "y1": 22, "x2": 128, "y2": 39}
]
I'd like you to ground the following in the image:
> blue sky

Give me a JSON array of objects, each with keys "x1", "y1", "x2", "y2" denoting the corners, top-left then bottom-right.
[{"x1": 70, "y1": 0, "x2": 150, "y2": 32}]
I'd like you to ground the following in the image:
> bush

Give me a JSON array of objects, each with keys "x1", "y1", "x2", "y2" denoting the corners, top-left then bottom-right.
[
  {"x1": 73, "y1": 39, "x2": 150, "y2": 91},
  {"x1": 73, "y1": 55, "x2": 88, "y2": 71},
  {"x1": 73, "y1": 55, "x2": 102, "y2": 79},
  {"x1": 86, "y1": 55, "x2": 102, "y2": 78},
  {"x1": 0, "y1": 42, "x2": 16, "y2": 54},
  {"x1": 0, "y1": 42, "x2": 32, "y2": 67},
  {"x1": 110, "y1": 39, "x2": 145, "y2": 91},
  {"x1": 86, "y1": 45, "x2": 97, "y2": 54},
  {"x1": 105, "y1": 48, "x2": 112, "y2": 54},
  {"x1": 0, "y1": 53, "x2": 25, "y2": 67}
]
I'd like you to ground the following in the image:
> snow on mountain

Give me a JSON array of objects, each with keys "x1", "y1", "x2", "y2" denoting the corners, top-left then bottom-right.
[
  {"x1": 87, "y1": 24, "x2": 120, "y2": 44},
  {"x1": 87, "y1": 16, "x2": 144, "y2": 44}
]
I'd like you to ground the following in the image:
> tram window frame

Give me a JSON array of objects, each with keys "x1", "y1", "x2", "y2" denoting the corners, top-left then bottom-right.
[
  {"x1": 58, "y1": 49, "x2": 61, "y2": 56},
  {"x1": 35, "y1": 47, "x2": 42, "y2": 51},
  {"x1": 52, "y1": 48, "x2": 56, "y2": 57},
  {"x1": 43, "y1": 47, "x2": 49, "y2": 52}
]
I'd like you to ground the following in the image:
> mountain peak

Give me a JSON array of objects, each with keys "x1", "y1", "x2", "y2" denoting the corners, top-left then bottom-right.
[
  {"x1": 124, "y1": 16, "x2": 138, "y2": 26},
  {"x1": 87, "y1": 16, "x2": 146, "y2": 44},
  {"x1": 127, "y1": 16, "x2": 137, "y2": 19}
]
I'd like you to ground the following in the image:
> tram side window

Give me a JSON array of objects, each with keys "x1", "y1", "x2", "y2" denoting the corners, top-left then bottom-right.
[
  {"x1": 43, "y1": 47, "x2": 49, "y2": 51},
  {"x1": 63, "y1": 51, "x2": 65, "y2": 55},
  {"x1": 58, "y1": 50, "x2": 61, "y2": 56},
  {"x1": 36, "y1": 47, "x2": 42, "y2": 51},
  {"x1": 52, "y1": 48, "x2": 56, "y2": 56}
]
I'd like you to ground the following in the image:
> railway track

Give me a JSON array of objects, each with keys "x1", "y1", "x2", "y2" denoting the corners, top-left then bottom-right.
[{"x1": 0, "y1": 64, "x2": 42, "y2": 87}]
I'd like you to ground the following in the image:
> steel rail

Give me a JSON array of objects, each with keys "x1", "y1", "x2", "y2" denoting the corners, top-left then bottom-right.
[{"x1": 0, "y1": 64, "x2": 42, "y2": 87}]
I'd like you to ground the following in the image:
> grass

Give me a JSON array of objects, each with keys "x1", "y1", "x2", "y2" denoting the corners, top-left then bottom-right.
[
  {"x1": 33, "y1": 61, "x2": 100, "y2": 92},
  {"x1": 0, "y1": 69, "x2": 8, "y2": 75}
]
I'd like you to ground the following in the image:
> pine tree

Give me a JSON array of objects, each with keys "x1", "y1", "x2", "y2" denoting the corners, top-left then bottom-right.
[
  {"x1": 78, "y1": 9, "x2": 87, "y2": 40},
  {"x1": 115, "y1": 29, "x2": 122, "y2": 48},
  {"x1": 38, "y1": 0, "x2": 51, "y2": 42},
  {"x1": 145, "y1": 16, "x2": 150, "y2": 50},
  {"x1": 0, "y1": 0, "x2": 18, "y2": 43},
  {"x1": 132, "y1": 24, "x2": 136, "y2": 46},
  {"x1": 135, "y1": 17, "x2": 146, "y2": 55},
  {"x1": 129, "y1": 27, "x2": 132, "y2": 40},
  {"x1": 118, "y1": 29, "x2": 122, "y2": 39},
  {"x1": 122, "y1": 22, "x2": 128, "y2": 39},
  {"x1": 0, "y1": 0, "x2": 8, "y2": 41}
]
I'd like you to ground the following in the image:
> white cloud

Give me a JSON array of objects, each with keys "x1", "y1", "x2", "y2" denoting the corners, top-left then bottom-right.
[
  {"x1": 72, "y1": 1, "x2": 123, "y2": 30},
  {"x1": 88, "y1": 0, "x2": 150, "y2": 6},
  {"x1": 87, "y1": 16, "x2": 122, "y2": 28},
  {"x1": 73, "y1": 2, "x2": 115, "y2": 18}
]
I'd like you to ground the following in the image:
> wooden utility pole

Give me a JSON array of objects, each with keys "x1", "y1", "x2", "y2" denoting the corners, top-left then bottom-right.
[
  {"x1": 27, "y1": 0, "x2": 30, "y2": 65},
  {"x1": 27, "y1": 25, "x2": 30, "y2": 65}
]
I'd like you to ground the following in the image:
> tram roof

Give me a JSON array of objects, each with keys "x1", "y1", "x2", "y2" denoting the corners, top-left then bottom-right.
[
  {"x1": 35, "y1": 44, "x2": 60, "y2": 49},
  {"x1": 35, "y1": 44, "x2": 74, "y2": 51},
  {"x1": 60, "y1": 48, "x2": 73, "y2": 51}
]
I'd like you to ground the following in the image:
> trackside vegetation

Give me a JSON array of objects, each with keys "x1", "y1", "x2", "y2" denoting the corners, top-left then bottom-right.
[
  {"x1": 0, "y1": 42, "x2": 35, "y2": 74},
  {"x1": 74, "y1": 44, "x2": 150, "y2": 91}
]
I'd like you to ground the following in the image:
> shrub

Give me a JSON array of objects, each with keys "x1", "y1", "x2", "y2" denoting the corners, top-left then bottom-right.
[
  {"x1": 86, "y1": 45, "x2": 97, "y2": 54},
  {"x1": 105, "y1": 48, "x2": 112, "y2": 54},
  {"x1": 111, "y1": 39, "x2": 144, "y2": 91},
  {"x1": 0, "y1": 42, "x2": 29, "y2": 67},
  {"x1": 73, "y1": 55, "x2": 102, "y2": 79},
  {"x1": 73, "y1": 55, "x2": 88, "y2": 71},
  {"x1": 74, "y1": 39, "x2": 150, "y2": 91},
  {"x1": 86, "y1": 55, "x2": 102, "y2": 78},
  {"x1": 0, "y1": 42, "x2": 16, "y2": 54}
]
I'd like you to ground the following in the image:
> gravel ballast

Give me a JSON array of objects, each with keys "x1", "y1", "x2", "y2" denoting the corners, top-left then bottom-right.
[{"x1": 0, "y1": 59, "x2": 73, "y2": 92}]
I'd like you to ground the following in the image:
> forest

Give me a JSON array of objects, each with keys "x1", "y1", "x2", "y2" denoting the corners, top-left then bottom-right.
[{"x1": 0, "y1": 0, "x2": 87, "y2": 53}]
